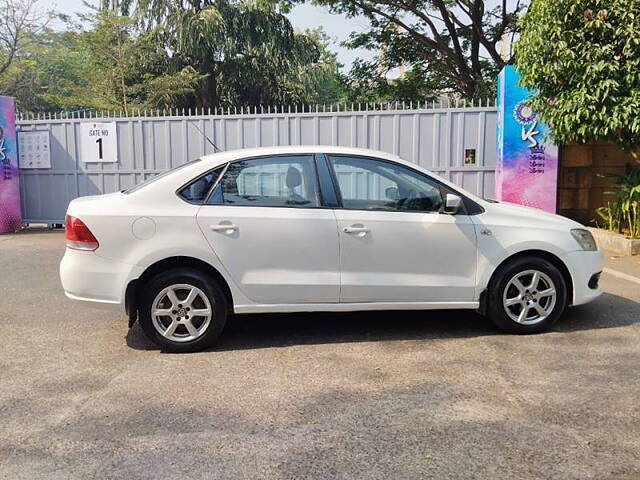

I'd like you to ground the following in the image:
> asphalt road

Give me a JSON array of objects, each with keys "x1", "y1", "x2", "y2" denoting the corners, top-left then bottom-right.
[{"x1": 1, "y1": 231, "x2": 639, "y2": 479}]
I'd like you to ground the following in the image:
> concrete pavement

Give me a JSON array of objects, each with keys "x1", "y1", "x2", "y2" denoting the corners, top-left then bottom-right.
[{"x1": 1, "y1": 231, "x2": 639, "y2": 479}]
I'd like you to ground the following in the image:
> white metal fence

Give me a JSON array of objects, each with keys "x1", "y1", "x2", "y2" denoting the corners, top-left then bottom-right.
[{"x1": 16, "y1": 103, "x2": 497, "y2": 224}]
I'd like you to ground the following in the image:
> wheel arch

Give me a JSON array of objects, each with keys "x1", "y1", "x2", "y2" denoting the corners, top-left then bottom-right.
[
  {"x1": 478, "y1": 249, "x2": 574, "y2": 315},
  {"x1": 125, "y1": 256, "x2": 234, "y2": 326}
]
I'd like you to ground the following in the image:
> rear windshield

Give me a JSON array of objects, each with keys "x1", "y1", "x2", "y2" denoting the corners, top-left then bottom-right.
[{"x1": 123, "y1": 159, "x2": 201, "y2": 194}]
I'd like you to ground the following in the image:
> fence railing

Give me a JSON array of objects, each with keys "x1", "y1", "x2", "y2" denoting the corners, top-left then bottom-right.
[{"x1": 15, "y1": 98, "x2": 497, "y2": 121}]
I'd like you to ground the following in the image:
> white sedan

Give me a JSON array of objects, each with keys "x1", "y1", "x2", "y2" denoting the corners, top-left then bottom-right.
[{"x1": 60, "y1": 146, "x2": 603, "y2": 352}]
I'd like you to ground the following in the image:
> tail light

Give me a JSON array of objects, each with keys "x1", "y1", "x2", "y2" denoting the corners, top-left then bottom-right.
[{"x1": 65, "y1": 215, "x2": 99, "y2": 251}]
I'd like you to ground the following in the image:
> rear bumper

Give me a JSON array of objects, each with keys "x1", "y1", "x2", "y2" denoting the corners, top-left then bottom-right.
[
  {"x1": 59, "y1": 248, "x2": 141, "y2": 310},
  {"x1": 564, "y1": 249, "x2": 604, "y2": 306},
  {"x1": 64, "y1": 291, "x2": 121, "y2": 309}
]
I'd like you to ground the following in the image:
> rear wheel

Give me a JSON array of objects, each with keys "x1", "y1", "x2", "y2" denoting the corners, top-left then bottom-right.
[
  {"x1": 487, "y1": 257, "x2": 567, "y2": 334},
  {"x1": 138, "y1": 268, "x2": 227, "y2": 352}
]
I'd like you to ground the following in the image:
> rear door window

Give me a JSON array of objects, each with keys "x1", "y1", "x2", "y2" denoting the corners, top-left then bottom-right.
[{"x1": 207, "y1": 155, "x2": 320, "y2": 208}]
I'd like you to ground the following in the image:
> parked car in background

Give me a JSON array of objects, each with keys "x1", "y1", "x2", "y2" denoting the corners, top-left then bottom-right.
[{"x1": 60, "y1": 146, "x2": 603, "y2": 352}]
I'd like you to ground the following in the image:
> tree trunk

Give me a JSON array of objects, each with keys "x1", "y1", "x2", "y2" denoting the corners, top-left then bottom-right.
[{"x1": 195, "y1": 73, "x2": 217, "y2": 109}]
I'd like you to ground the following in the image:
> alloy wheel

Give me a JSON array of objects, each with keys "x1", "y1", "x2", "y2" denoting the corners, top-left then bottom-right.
[
  {"x1": 151, "y1": 284, "x2": 213, "y2": 342},
  {"x1": 502, "y1": 270, "x2": 557, "y2": 325}
]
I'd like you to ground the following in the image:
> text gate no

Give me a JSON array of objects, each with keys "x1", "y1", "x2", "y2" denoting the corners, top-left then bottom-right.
[{"x1": 16, "y1": 105, "x2": 497, "y2": 224}]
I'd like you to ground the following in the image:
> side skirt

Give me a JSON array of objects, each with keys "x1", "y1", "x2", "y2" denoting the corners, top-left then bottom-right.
[{"x1": 234, "y1": 301, "x2": 480, "y2": 314}]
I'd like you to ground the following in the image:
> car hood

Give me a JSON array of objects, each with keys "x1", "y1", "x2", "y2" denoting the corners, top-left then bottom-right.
[{"x1": 482, "y1": 200, "x2": 584, "y2": 229}]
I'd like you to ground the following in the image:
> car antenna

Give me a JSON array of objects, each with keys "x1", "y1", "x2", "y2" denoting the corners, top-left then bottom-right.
[{"x1": 190, "y1": 121, "x2": 220, "y2": 153}]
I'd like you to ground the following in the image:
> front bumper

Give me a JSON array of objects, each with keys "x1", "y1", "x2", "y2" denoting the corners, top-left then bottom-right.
[
  {"x1": 564, "y1": 249, "x2": 604, "y2": 306},
  {"x1": 59, "y1": 248, "x2": 142, "y2": 309}
]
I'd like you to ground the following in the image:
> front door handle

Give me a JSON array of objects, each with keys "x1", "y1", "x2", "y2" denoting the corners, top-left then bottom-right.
[
  {"x1": 344, "y1": 225, "x2": 370, "y2": 235},
  {"x1": 210, "y1": 222, "x2": 237, "y2": 233}
]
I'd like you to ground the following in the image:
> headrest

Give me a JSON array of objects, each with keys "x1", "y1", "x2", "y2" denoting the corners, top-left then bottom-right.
[
  {"x1": 222, "y1": 175, "x2": 238, "y2": 194},
  {"x1": 286, "y1": 166, "x2": 302, "y2": 189}
]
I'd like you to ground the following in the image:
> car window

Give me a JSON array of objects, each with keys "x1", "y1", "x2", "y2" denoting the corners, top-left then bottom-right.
[
  {"x1": 207, "y1": 155, "x2": 320, "y2": 208},
  {"x1": 328, "y1": 155, "x2": 444, "y2": 212},
  {"x1": 178, "y1": 167, "x2": 223, "y2": 203}
]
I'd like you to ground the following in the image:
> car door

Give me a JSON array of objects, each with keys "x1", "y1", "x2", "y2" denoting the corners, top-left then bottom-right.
[
  {"x1": 327, "y1": 154, "x2": 478, "y2": 304},
  {"x1": 196, "y1": 154, "x2": 340, "y2": 304}
]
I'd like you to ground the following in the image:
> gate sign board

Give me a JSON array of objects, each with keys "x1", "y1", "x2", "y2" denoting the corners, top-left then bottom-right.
[
  {"x1": 495, "y1": 65, "x2": 558, "y2": 213},
  {"x1": 80, "y1": 122, "x2": 118, "y2": 163},
  {"x1": 0, "y1": 96, "x2": 21, "y2": 233}
]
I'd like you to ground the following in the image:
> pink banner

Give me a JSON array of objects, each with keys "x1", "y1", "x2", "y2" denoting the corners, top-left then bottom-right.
[
  {"x1": 495, "y1": 66, "x2": 558, "y2": 213},
  {"x1": 0, "y1": 96, "x2": 21, "y2": 233}
]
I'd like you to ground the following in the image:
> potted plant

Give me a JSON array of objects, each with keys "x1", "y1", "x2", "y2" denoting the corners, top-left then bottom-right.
[{"x1": 591, "y1": 166, "x2": 640, "y2": 255}]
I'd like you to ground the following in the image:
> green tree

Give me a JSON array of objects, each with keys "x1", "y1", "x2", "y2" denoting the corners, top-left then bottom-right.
[
  {"x1": 1, "y1": 8, "x2": 206, "y2": 113},
  {"x1": 284, "y1": 28, "x2": 345, "y2": 105},
  {"x1": 341, "y1": 60, "x2": 445, "y2": 104},
  {"x1": 119, "y1": 0, "x2": 341, "y2": 107},
  {"x1": 515, "y1": 0, "x2": 640, "y2": 151},
  {"x1": 0, "y1": 0, "x2": 50, "y2": 76},
  {"x1": 77, "y1": 7, "x2": 205, "y2": 113},
  {"x1": 0, "y1": 28, "x2": 93, "y2": 112},
  {"x1": 282, "y1": 0, "x2": 524, "y2": 100},
  {"x1": 2, "y1": 0, "x2": 343, "y2": 113}
]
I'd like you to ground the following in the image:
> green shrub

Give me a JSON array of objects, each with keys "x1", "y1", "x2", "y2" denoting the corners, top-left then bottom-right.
[{"x1": 596, "y1": 166, "x2": 640, "y2": 238}]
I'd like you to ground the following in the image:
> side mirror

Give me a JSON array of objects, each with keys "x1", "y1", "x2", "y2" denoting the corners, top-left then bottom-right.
[
  {"x1": 385, "y1": 187, "x2": 399, "y2": 200},
  {"x1": 444, "y1": 193, "x2": 462, "y2": 214}
]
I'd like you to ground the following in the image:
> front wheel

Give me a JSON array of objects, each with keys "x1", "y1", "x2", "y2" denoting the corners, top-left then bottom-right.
[
  {"x1": 487, "y1": 257, "x2": 567, "y2": 334},
  {"x1": 138, "y1": 268, "x2": 228, "y2": 352}
]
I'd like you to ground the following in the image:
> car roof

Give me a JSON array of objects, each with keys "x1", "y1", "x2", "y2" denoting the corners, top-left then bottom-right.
[{"x1": 199, "y1": 146, "x2": 402, "y2": 166}]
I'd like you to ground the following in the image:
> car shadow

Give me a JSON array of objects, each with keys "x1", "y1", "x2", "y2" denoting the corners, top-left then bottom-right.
[{"x1": 125, "y1": 292, "x2": 639, "y2": 353}]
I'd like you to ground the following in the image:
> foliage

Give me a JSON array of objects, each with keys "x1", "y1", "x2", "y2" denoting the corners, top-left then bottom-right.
[
  {"x1": 76, "y1": 8, "x2": 208, "y2": 112},
  {"x1": 283, "y1": 28, "x2": 346, "y2": 105},
  {"x1": 136, "y1": 67, "x2": 205, "y2": 110},
  {"x1": 595, "y1": 166, "x2": 640, "y2": 238},
  {"x1": 0, "y1": 9, "x2": 206, "y2": 113},
  {"x1": 515, "y1": 0, "x2": 640, "y2": 151},
  {"x1": 280, "y1": 0, "x2": 525, "y2": 101},
  {"x1": 341, "y1": 60, "x2": 444, "y2": 104},
  {"x1": 0, "y1": 0, "x2": 50, "y2": 76},
  {"x1": 118, "y1": 0, "x2": 343, "y2": 107},
  {"x1": 0, "y1": 28, "x2": 90, "y2": 112},
  {"x1": 0, "y1": 0, "x2": 343, "y2": 112}
]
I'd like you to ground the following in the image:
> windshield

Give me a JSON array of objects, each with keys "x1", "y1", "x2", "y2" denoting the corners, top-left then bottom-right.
[{"x1": 123, "y1": 159, "x2": 201, "y2": 194}]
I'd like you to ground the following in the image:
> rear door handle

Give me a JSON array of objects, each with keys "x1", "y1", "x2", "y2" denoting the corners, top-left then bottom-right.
[
  {"x1": 210, "y1": 223, "x2": 237, "y2": 233},
  {"x1": 344, "y1": 226, "x2": 370, "y2": 234}
]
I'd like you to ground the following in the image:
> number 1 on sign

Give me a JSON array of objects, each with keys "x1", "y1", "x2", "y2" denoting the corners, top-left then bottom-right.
[
  {"x1": 81, "y1": 122, "x2": 116, "y2": 163},
  {"x1": 96, "y1": 137, "x2": 103, "y2": 160}
]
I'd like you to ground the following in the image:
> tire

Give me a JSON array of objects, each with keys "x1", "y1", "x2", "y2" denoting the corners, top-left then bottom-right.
[
  {"x1": 487, "y1": 256, "x2": 567, "y2": 334},
  {"x1": 138, "y1": 268, "x2": 228, "y2": 352}
]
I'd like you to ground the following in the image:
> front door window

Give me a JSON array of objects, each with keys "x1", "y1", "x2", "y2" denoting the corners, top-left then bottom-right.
[{"x1": 330, "y1": 155, "x2": 444, "y2": 212}]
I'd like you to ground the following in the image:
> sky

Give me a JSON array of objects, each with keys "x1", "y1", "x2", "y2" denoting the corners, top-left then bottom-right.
[{"x1": 51, "y1": 0, "x2": 376, "y2": 70}]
